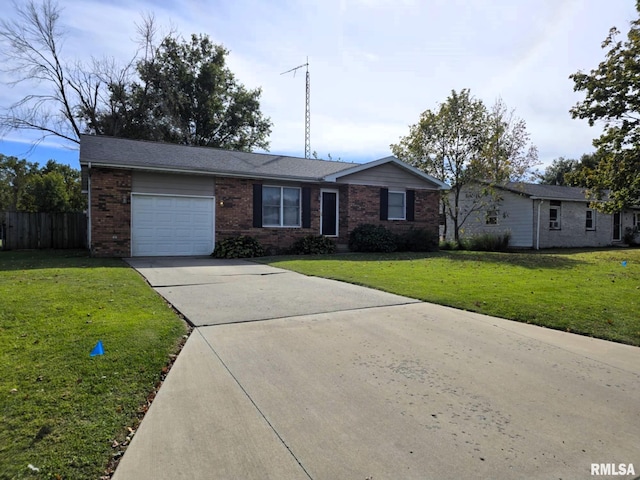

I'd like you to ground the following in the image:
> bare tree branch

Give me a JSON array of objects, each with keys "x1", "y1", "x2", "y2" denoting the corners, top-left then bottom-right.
[{"x1": 0, "y1": 0, "x2": 131, "y2": 146}]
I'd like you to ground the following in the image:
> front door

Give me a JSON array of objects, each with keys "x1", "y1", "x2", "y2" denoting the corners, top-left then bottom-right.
[
  {"x1": 613, "y1": 212, "x2": 622, "y2": 241},
  {"x1": 321, "y1": 190, "x2": 338, "y2": 236}
]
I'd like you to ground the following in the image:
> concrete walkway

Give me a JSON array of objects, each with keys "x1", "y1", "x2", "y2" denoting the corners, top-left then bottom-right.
[{"x1": 115, "y1": 257, "x2": 640, "y2": 480}]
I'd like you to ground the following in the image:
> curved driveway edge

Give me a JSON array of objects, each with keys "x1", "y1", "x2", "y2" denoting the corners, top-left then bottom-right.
[{"x1": 116, "y1": 257, "x2": 640, "y2": 480}]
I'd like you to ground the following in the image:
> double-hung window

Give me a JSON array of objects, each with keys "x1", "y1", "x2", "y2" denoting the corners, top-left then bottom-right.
[
  {"x1": 262, "y1": 186, "x2": 301, "y2": 227},
  {"x1": 549, "y1": 200, "x2": 561, "y2": 229},
  {"x1": 387, "y1": 191, "x2": 406, "y2": 220},
  {"x1": 486, "y1": 210, "x2": 498, "y2": 225},
  {"x1": 380, "y1": 188, "x2": 414, "y2": 221},
  {"x1": 586, "y1": 209, "x2": 595, "y2": 230}
]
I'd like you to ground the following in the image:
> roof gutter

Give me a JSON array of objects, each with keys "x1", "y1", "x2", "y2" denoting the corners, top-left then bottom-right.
[
  {"x1": 79, "y1": 161, "x2": 330, "y2": 184},
  {"x1": 530, "y1": 195, "x2": 599, "y2": 203}
]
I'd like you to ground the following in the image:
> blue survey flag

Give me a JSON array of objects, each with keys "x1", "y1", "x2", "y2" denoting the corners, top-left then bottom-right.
[
  {"x1": 622, "y1": 261, "x2": 627, "y2": 267},
  {"x1": 90, "y1": 340, "x2": 104, "y2": 357}
]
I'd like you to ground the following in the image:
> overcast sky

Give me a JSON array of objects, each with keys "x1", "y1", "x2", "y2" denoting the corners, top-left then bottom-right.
[{"x1": 0, "y1": 0, "x2": 638, "y2": 173}]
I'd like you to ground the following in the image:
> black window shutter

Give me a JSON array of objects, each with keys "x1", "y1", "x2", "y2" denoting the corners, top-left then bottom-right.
[
  {"x1": 380, "y1": 188, "x2": 389, "y2": 221},
  {"x1": 302, "y1": 187, "x2": 311, "y2": 228},
  {"x1": 406, "y1": 190, "x2": 415, "y2": 221},
  {"x1": 253, "y1": 184, "x2": 262, "y2": 228}
]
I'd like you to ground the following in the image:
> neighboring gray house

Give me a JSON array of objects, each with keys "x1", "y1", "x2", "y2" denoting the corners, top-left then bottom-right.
[{"x1": 445, "y1": 182, "x2": 639, "y2": 249}]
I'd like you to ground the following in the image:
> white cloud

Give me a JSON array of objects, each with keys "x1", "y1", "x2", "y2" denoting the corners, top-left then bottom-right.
[{"x1": 0, "y1": 0, "x2": 637, "y2": 170}]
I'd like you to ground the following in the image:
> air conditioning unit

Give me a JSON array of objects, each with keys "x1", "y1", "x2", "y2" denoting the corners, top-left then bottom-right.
[{"x1": 550, "y1": 221, "x2": 560, "y2": 229}]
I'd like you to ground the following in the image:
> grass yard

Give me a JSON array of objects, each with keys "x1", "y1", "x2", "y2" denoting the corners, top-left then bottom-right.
[
  {"x1": 0, "y1": 250, "x2": 187, "y2": 480},
  {"x1": 262, "y1": 248, "x2": 640, "y2": 347}
]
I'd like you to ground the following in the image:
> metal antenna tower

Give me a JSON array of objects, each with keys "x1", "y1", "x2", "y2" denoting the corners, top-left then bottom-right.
[{"x1": 281, "y1": 58, "x2": 310, "y2": 159}]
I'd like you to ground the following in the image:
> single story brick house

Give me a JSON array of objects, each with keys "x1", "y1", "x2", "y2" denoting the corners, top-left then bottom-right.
[
  {"x1": 79, "y1": 135, "x2": 449, "y2": 257},
  {"x1": 445, "y1": 182, "x2": 640, "y2": 249}
]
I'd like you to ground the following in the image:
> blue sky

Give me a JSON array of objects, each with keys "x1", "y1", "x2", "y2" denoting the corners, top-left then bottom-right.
[{"x1": 0, "y1": 0, "x2": 638, "y2": 171}]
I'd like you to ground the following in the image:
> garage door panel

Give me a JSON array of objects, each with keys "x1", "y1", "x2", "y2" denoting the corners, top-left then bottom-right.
[{"x1": 132, "y1": 195, "x2": 214, "y2": 256}]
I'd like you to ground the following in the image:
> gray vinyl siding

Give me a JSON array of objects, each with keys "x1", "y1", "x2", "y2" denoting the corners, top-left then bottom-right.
[
  {"x1": 499, "y1": 193, "x2": 534, "y2": 247},
  {"x1": 449, "y1": 183, "x2": 638, "y2": 248},
  {"x1": 132, "y1": 172, "x2": 215, "y2": 197},
  {"x1": 337, "y1": 163, "x2": 440, "y2": 190},
  {"x1": 448, "y1": 189, "x2": 533, "y2": 248}
]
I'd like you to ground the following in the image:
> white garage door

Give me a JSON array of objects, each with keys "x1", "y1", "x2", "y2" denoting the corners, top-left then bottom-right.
[{"x1": 131, "y1": 194, "x2": 215, "y2": 256}]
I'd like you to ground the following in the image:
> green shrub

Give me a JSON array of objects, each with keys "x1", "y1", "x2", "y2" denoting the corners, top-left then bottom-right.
[
  {"x1": 396, "y1": 227, "x2": 438, "y2": 252},
  {"x1": 461, "y1": 232, "x2": 511, "y2": 252},
  {"x1": 289, "y1": 235, "x2": 336, "y2": 254},
  {"x1": 349, "y1": 224, "x2": 397, "y2": 253},
  {"x1": 623, "y1": 226, "x2": 639, "y2": 246},
  {"x1": 213, "y1": 236, "x2": 265, "y2": 258},
  {"x1": 438, "y1": 240, "x2": 460, "y2": 250}
]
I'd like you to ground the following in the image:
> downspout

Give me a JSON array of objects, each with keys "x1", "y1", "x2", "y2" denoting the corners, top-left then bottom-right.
[
  {"x1": 536, "y1": 199, "x2": 543, "y2": 250},
  {"x1": 87, "y1": 162, "x2": 92, "y2": 253}
]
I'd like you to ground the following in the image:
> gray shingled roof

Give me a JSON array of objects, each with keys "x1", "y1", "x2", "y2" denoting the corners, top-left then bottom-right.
[
  {"x1": 79, "y1": 134, "x2": 357, "y2": 181},
  {"x1": 500, "y1": 182, "x2": 600, "y2": 201}
]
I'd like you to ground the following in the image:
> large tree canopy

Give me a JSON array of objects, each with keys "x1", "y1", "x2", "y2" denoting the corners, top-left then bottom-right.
[
  {"x1": 391, "y1": 89, "x2": 538, "y2": 242},
  {"x1": 86, "y1": 34, "x2": 271, "y2": 151},
  {"x1": 0, "y1": 0, "x2": 271, "y2": 152},
  {"x1": 570, "y1": 2, "x2": 640, "y2": 211},
  {"x1": 537, "y1": 153, "x2": 600, "y2": 186},
  {"x1": 0, "y1": 155, "x2": 84, "y2": 213}
]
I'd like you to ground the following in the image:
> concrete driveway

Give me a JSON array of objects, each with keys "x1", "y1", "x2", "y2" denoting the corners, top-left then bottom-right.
[{"x1": 116, "y1": 257, "x2": 640, "y2": 480}]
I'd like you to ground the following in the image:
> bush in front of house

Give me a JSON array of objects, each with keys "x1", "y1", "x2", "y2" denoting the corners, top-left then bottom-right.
[
  {"x1": 623, "y1": 226, "x2": 639, "y2": 246},
  {"x1": 460, "y1": 232, "x2": 511, "y2": 252},
  {"x1": 349, "y1": 224, "x2": 397, "y2": 253},
  {"x1": 438, "y1": 240, "x2": 460, "y2": 250},
  {"x1": 395, "y1": 227, "x2": 438, "y2": 252},
  {"x1": 212, "y1": 235, "x2": 265, "y2": 258},
  {"x1": 289, "y1": 235, "x2": 336, "y2": 255}
]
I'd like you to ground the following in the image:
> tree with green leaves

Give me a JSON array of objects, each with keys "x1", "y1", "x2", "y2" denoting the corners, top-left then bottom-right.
[
  {"x1": 391, "y1": 90, "x2": 538, "y2": 243},
  {"x1": 0, "y1": 154, "x2": 36, "y2": 212},
  {"x1": 86, "y1": 34, "x2": 272, "y2": 151},
  {"x1": 0, "y1": 155, "x2": 84, "y2": 212},
  {"x1": 570, "y1": 2, "x2": 640, "y2": 212},
  {"x1": 538, "y1": 153, "x2": 600, "y2": 186},
  {"x1": 482, "y1": 98, "x2": 538, "y2": 183},
  {"x1": 0, "y1": 1, "x2": 271, "y2": 152}
]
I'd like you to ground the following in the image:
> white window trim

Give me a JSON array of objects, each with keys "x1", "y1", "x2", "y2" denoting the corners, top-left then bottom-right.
[
  {"x1": 549, "y1": 202, "x2": 561, "y2": 230},
  {"x1": 486, "y1": 209, "x2": 499, "y2": 225},
  {"x1": 388, "y1": 190, "x2": 406, "y2": 220},
  {"x1": 320, "y1": 189, "x2": 339, "y2": 237},
  {"x1": 262, "y1": 186, "x2": 301, "y2": 228},
  {"x1": 586, "y1": 209, "x2": 596, "y2": 231}
]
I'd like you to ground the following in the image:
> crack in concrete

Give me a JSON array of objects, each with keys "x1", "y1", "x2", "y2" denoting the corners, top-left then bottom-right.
[
  {"x1": 197, "y1": 329, "x2": 315, "y2": 480},
  {"x1": 194, "y1": 301, "x2": 421, "y2": 328}
]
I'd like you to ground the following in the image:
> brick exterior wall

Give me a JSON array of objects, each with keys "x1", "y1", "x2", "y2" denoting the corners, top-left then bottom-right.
[
  {"x1": 215, "y1": 178, "x2": 323, "y2": 254},
  {"x1": 89, "y1": 168, "x2": 132, "y2": 257},
  {"x1": 89, "y1": 169, "x2": 442, "y2": 257},
  {"x1": 343, "y1": 184, "x2": 440, "y2": 243}
]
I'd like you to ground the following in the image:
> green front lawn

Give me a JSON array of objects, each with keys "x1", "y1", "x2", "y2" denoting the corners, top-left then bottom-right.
[
  {"x1": 262, "y1": 248, "x2": 640, "y2": 346},
  {"x1": 0, "y1": 251, "x2": 187, "y2": 480}
]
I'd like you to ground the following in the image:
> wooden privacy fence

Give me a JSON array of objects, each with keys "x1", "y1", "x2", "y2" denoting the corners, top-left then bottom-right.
[{"x1": 2, "y1": 212, "x2": 87, "y2": 250}]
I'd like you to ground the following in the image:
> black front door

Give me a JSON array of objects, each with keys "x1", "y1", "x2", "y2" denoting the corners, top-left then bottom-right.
[
  {"x1": 321, "y1": 191, "x2": 337, "y2": 236},
  {"x1": 613, "y1": 212, "x2": 622, "y2": 241}
]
